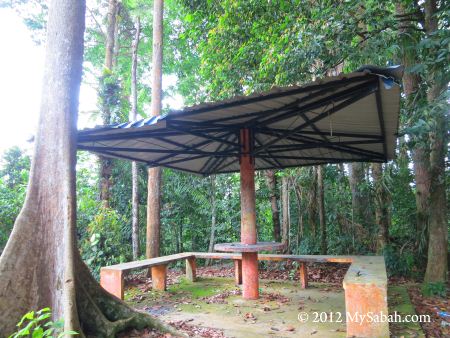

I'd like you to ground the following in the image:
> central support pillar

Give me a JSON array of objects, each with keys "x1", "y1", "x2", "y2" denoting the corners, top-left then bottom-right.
[{"x1": 240, "y1": 128, "x2": 259, "y2": 299}]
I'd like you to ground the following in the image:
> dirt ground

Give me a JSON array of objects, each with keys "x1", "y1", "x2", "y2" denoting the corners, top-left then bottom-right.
[{"x1": 118, "y1": 263, "x2": 438, "y2": 337}]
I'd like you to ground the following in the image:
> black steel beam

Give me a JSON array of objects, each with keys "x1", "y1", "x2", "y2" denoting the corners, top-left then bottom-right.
[
  {"x1": 375, "y1": 82, "x2": 388, "y2": 160},
  {"x1": 254, "y1": 85, "x2": 377, "y2": 155},
  {"x1": 166, "y1": 75, "x2": 375, "y2": 119}
]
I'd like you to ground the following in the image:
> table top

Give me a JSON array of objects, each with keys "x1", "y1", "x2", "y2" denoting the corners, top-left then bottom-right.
[{"x1": 214, "y1": 242, "x2": 286, "y2": 253}]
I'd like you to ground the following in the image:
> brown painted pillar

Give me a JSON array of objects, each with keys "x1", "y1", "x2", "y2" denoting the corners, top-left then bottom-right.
[
  {"x1": 240, "y1": 128, "x2": 259, "y2": 299},
  {"x1": 151, "y1": 264, "x2": 167, "y2": 291},
  {"x1": 100, "y1": 268, "x2": 124, "y2": 299},
  {"x1": 299, "y1": 262, "x2": 308, "y2": 289},
  {"x1": 234, "y1": 259, "x2": 242, "y2": 285},
  {"x1": 186, "y1": 257, "x2": 196, "y2": 282}
]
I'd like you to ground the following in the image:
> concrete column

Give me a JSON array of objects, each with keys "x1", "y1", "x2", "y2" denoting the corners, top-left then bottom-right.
[
  {"x1": 240, "y1": 128, "x2": 259, "y2": 299},
  {"x1": 234, "y1": 259, "x2": 242, "y2": 285},
  {"x1": 299, "y1": 262, "x2": 308, "y2": 289},
  {"x1": 100, "y1": 268, "x2": 124, "y2": 300},
  {"x1": 151, "y1": 264, "x2": 167, "y2": 291},
  {"x1": 186, "y1": 257, "x2": 196, "y2": 282}
]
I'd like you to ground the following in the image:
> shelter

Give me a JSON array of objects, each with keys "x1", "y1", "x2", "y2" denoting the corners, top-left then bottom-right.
[{"x1": 78, "y1": 66, "x2": 402, "y2": 300}]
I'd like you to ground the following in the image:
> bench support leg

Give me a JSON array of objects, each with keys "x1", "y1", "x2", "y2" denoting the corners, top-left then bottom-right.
[
  {"x1": 151, "y1": 264, "x2": 167, "y2": 291},
  {"x1": 234, "y1": 259, "x2": 242, "y2": 285},
  {"x1": 299, "y1": 263, "x2": 308, "y2": 289},
  {"x1": 100, "y1": 269, "x2": 124, "y2": 300},
  {"x1": 343, "y1": 282, "x2": 389, "y2": 338},
  {"x1": 186, "y1": 257, "x2": 196, "y2": 282}
]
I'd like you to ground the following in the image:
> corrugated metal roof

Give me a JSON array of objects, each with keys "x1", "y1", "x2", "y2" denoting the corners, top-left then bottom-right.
[{"x1": 77, "y1": 67, "x2": 401, "y2": 175}]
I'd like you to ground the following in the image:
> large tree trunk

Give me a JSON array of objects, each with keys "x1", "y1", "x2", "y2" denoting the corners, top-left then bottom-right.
[
  {"x1": 206, "y1": 175, "x2": 217, "y2": 266},
  {"x1": 99, "y1": 0, "x2": 118, "y2": 207},
  {"x1": 265, "y1": 170, "x2": 281, "y2": 242},
  {"x1": 423, "y1": 0, "x2": 448, "y2": 283},
  {"x1": 317, "y1": 166, "x2": 327, "y2": 254},
  {"x1": 146, "y1": 0, "x2": 164, "y2": 261},
  {"x1": 371, "y1": 163, "x2": 390, "y2": 253},
  {"x1": 0, "y1": 1, "x2": 177, "y2": 336},
  {"x1": 281, "y1": 176, "x2": 290, "y2": 253},
  {"x1": 130, "y1": 17, "x2": 141, "y2": 260},
  {"x1": 396, "y1": 1, "x2": 431, "y2": 257}
]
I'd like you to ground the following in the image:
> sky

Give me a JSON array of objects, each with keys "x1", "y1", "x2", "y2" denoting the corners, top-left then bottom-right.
[
  {"x1": 0, "y1": 8, "x2": 43, "y2": 153},
  {"x1": 0, "y1": 8, "x2": 100, "y2": 155},
  {"x1": 0, "y1": 7, "x2": 183, "y2": 157}
]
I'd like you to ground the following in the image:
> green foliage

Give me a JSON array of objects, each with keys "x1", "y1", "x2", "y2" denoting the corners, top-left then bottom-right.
[
  {"x1": 421, "y1": 282, "x2": 447, "y2": 298},
  {"x1": 8, "y1": 308, "x2": 77, "y2": 338},
  {"x1": 80, "y1": 207, "x2": 130, "y2": 279},
  {"x1": 0, "y1": 147, "x2": 30, "y2": 253}
]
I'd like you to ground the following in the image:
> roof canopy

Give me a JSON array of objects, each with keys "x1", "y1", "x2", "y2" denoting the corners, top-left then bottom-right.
[{"x1": 78, "y1": 67, "x2": 401, "y2": 175}]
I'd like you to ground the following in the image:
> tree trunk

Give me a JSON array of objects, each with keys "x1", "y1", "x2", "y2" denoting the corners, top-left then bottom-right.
[
  {"x1": 130, "y1": 17, "x2": 141, "y2": 260},
  {"x1": 265, "y1": 170, "x2": 281, "y2": 242},
  {"x1": 206, "y1": 175, "x2": 217, "y2": 266},
  {"x1": 293, "y1": 180, "x2": 304, "y2": 253},
  {"x1": 281, "y1": 176, "x2": 290, "y2": 253},
  {"x1": 0, "y1": 2, "x2": 177, "y2": 336},
  {"x1": 99, "y1": 0, "x2": 118, "y2": 207},
  {"x1": 307, "y1": 167, "x2": 318, "y2": 237},
  {"x1": 423, "y1": 0, "x2": 448, "y2": 283},
  {"x1": 396, "y1": 2, "x2": 431, "y2": 257},
  {"x1": 146, "y1": 0, "x2": 164, "y2": 260},
  {"x1": 412, "y1": 147, "x2": 430, "y2": 254},
  {"x1": 317, "y1": 166, "x2": 327, "y2": 254},
  {"x1": 372, "y1": 163, "x2": 390, "y2": 253},
  {"x1": 349, "y1": 162, "x2": 366, "y2": 225}
]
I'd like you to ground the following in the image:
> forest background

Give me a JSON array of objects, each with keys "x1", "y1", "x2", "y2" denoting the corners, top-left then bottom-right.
[{"x1": 0, "y1": 0, "x2": 448, "y2": 286}]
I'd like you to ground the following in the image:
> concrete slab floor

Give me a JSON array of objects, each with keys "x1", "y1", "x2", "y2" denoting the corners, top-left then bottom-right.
[{"x1": 126, "y1": 277, "x2": 347, "y2": 337}]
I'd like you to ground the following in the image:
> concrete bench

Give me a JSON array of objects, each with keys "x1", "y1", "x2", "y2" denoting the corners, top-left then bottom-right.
[
  {"x1": 100, "y1": 252, "x2": 388, "y2": 338},
  {"x1": 100, "y1": 252, "x2": 195, "y2": 299}
]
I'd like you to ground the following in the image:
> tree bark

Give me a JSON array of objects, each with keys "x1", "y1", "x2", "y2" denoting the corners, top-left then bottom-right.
[
  {"x1": 371, "y1": 163, "x2": 390, "y2": 253},
  {"x1": 206, "y1": 175, "x2": 217, "y2": 266},
  {"x1": 396, "y1": 1, "x2": 431, "y2": 257},
  {"x1": 293, "y1": 180, "x2": 304, "y2": 252},
  {"x1": 146, "y1": 0, "x2": 164, "y2": 261},
  {"x1": 423, "y1": 0, "x2": 448, "y2": 283},
  {"x1": 281, "y1": 176, "x2": 290, "y2": 253},
  {"x1": 307, "y1": 167, "x2": 318, "y2": 237},
  {"x1": 0, "y1": 2, "x2": 177, "y2": 336},
  {"x1": 99, "y1": 0, "x2": 118, "y2": 207},
  {"x1": 265, "y1": 170, "x2": 281, "y2": 242},
  {"x1": 317, "y1": 166, "x2": 327, "y2": 254},
  {"x1": 130, "y1": 17, "x2": 141, "y2": 260},
  {"x1": 348, "y1": 162, "x2": 367, "y2": 226}
]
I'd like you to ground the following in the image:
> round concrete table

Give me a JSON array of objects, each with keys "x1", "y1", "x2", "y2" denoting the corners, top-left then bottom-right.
[{"x1": 214, "y1": 241, "x2": 285, "y2": 299}]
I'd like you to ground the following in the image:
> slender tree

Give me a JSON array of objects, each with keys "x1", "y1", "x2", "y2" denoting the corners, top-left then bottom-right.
[
  {"x1": 265, "y1": 170, "x2": 281, "y2": 242},
  {"x1": 146, "y1": 0, "x2": 163, "y2": 260},
  {"x1": 317, "y1": 165, "x2": 327, "y2": 254},
  {"x1": 281, "y1": 176, "x2": 290, "y2": 253},
  {"x1": 0, "y1": 1, "x2": 177, "y2": 335},
  {"x1": 348, "y1": 163, "x2": 367, "y2": 226},
  {"x1": 130, "y1": 16, "x2": 141, "y2": 260},
  {"x1": 372, "y1": 163, "x2": 390, "y2": 253},
  {"x1": 206, "y1": 175, "x2": 217, "y2": 266},
  {"x1": 99, "y1": 0, "x2": 118, "y2": 207}
]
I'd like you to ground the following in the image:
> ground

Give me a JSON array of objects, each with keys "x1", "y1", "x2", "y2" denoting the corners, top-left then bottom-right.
[{"x1": 117, "y1": 263, "x2": 448, "y2": 338}]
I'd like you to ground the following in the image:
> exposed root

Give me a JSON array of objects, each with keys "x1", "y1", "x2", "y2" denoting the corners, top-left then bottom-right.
[{"x1": 74, "y1": 254, "x2": 182, "y2": 337}]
